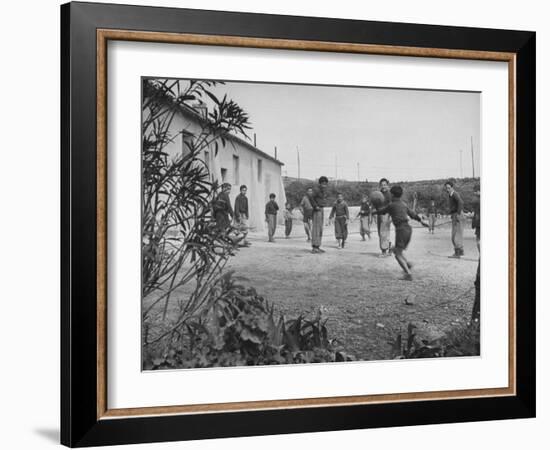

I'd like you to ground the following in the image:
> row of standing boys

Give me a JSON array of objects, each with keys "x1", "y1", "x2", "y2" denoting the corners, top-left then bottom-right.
[
  {"x1": 210, "y1": 182, "x2": 295, "y2": 245},
  {"x1": 213, "y1": 180, "x2": 479, "y2": 282}
]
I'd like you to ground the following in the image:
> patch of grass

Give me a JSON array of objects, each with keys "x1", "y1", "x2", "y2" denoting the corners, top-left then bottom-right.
[
  {"x1": 440, "y1": 320, "x2": 480, "y2": 357},
  {"x1": 389, "y1": 320, "x2": 480, "y2": 359}
]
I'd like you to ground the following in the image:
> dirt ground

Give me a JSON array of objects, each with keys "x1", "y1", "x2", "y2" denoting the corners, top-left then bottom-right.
[{"x1": 225, "y1": 218, "x2": 479, "y2": 361}]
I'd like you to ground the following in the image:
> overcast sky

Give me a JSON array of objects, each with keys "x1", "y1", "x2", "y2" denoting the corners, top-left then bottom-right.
[{"x1": 208, "y1": 80, "x2": 480, "y2": 182}]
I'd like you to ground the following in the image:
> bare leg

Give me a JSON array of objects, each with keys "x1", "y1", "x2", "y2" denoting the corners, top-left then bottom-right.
[{"x1": 394, "y1": 250, "x2": 411, "y2": 275}]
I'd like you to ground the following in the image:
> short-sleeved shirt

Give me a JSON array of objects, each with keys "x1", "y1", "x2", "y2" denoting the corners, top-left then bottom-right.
[
  {"x1": 427, "y1": 204, "x2": 437, "y2": 215},
  {"x1": 300, "y1": 195, "x2": 312, "y2": 211}
]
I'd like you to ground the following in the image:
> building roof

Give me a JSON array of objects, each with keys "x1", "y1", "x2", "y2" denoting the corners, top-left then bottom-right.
[{"x1": 178, "y1": 104, "x2": 284, "y2": 166}]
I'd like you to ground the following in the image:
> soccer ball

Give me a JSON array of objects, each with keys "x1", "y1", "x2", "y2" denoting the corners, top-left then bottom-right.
[{"x1": 369, "y1": 190, "x2": 385, "y2": 208}]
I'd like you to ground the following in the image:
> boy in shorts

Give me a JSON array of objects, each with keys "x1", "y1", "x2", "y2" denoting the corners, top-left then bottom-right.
[{"x1": 373, "y1": 185, "x2": 429, "y2": 280}]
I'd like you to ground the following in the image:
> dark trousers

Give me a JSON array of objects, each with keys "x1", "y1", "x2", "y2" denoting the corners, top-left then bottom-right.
[
  {"x1": 311, "y1": 209, "x2": 324, "y2": 248},
  {"x1": 267, "y1": 214, "x2": 277, "y2": 241},
  {"x1": 334, "y1": 216, "x2": 348, "y2": 241}
]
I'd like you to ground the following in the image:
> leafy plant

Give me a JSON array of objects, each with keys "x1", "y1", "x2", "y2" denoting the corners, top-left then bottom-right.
[
  {"x1": 389, "y1": 321, "x2": 480, "y2": 359},
  {"x1": 144, "y1": 272, "x2": 354, "y2": 369}
]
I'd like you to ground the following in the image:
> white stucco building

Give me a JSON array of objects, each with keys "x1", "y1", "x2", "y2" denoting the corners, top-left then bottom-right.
[{"x1": 162, "y1": 104, "x2": 286, "y2": 232}]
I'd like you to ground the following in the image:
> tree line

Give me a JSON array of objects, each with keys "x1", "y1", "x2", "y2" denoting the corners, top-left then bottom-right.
[{"x1": 284, "y1": 177, "x2": 481, "y2": 213}]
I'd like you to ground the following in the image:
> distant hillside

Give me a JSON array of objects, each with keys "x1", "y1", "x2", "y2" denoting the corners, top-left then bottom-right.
[{"x1": 284, "y1": 177, "x2": 480, "y2": 213}]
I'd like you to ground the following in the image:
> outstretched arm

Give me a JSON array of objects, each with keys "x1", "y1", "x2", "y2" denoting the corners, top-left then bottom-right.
[{"x1": 408, "y1": 207, "x2": 429, "y2": 227}]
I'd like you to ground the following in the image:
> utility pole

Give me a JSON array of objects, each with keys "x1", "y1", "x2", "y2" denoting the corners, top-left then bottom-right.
[
  {"x1": 470, "y1": 136, "x2": 475, "y2": 178},
  {"x1": 459, "y1": 149, "x2": 463, "y2": 178},
  {"x1": 274, "y1": 146, "x2": 277, "y2": 160},
  {"x1": 296, "y1": 146, "x2": 301, "y2": 180},
  {"x1": 357, "y1": 162, "x2": 360, "y2": 182},
  {"x1": 335, "y1": 155, "x2": 338, "y2": 186}
]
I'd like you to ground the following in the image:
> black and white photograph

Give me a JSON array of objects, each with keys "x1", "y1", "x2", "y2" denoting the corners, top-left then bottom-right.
[{"x1": 141, "y1": 78, "x2": 481, "y2": 370}]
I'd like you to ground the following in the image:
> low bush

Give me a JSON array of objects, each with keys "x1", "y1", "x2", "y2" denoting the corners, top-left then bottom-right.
[
  {"x1": 389, "y1": 321, "x2": 480, "y2": 359},
  {"x1": 144, "y1": 272, "x2": 354, "y2": 369}
]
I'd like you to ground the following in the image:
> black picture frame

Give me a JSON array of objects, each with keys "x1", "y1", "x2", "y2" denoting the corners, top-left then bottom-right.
[{"x1": 61, "y1": 1, "x2": 535, "y2": 447}]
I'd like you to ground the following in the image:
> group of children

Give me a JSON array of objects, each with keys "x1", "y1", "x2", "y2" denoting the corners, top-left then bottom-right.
[{"x1": 213, "y1": 177, "x2": 478, "y2": 282}]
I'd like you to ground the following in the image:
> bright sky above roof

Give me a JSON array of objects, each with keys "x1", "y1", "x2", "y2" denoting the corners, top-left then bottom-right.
[{"x1": 208, "y1": 80, "x2": 480, "y2": 183}]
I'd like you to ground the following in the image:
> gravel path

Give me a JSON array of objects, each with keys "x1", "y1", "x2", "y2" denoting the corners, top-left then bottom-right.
[{"x1": 225, "y1": 219, "x2": 479, "y2": 361}]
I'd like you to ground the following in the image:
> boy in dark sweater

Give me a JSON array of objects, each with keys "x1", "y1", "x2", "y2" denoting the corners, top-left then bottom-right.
[
  {"x1": 213, "y1": 183, "x2": 233, "y2": 232},
  {"x1": 234, "y1": 184, "x2": 251, "y2": 246},
  {"x1": 329, "y1": 193, "x2": 350, "y2": 248},
  {"x1": 373, "y1": 186, "x2": 429, "y2": 280},
  {"x1": 265, "y1": 193, "x2": 279, "y2": 242}
]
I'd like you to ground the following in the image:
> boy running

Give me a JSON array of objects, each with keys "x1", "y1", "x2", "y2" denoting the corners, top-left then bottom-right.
[
  {"x1": 329, "y1": 193, "x2": 350, "y2": 248},
  {"x1": 373, "y1": 185, "x2": 429, "y2": 280},
  {"x1": 265, "y1": 193, "x2": 279, "y2": 242}
]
